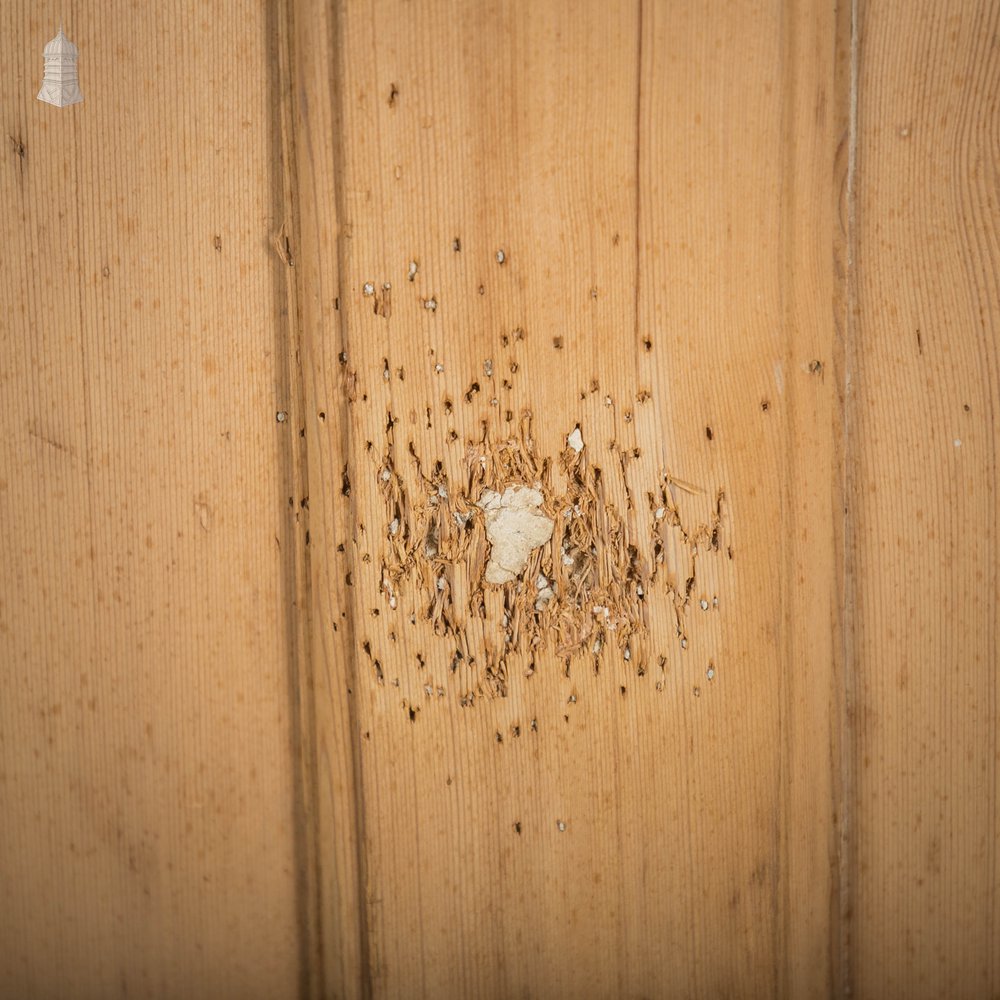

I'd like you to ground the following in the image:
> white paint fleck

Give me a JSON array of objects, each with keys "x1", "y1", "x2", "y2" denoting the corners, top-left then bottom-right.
[
  {"x1": 437, "y1": 485, "x2": 448, "y2": 499},
  {"x1": 680, "y1": 638, "x2": 688, "y2": 650},
  {"x1": 275, "y1": 410, "x2": 287, "y2": 423},
  {"x1": 624, "y1": 647, "x2": 631, "y2": 661},
  {"x1": 484, "y1": 358, "x2": 494, "y2": 377},
  {"x1": 534, "y1": 585, "x2": 555, "y2": 611},
  {"x1": 363, "y1": 282, "x2": 375, "y2": 296},
  {"x1": 476, "y1": 485, "x2": 555, "y2": 585},
  {"x1": 567, "y1": 427, "x2": 584, "y2": 453},
  {"x1": 407, "y1": 261, "x2": 418, "y2": 281},
  {"x1": 424, "y1": 297, "x2": 437, "y2": 311},
  {"x1": 556, "y1": 820, "x2": 566, "y2": 832},
  {"x1": 954, "y1": 438, "x2": 962, "y2": 448},
  {"x1": 380, "y1": 468, "x2": 392, "y2": 482},
  {"x1": 706, "y1": 665, "x2": 715, "y2": 680},
  {"x1": 654, "y1": 507, "x2": 665, "y2": 520},
  {"x1": 699, "y1": 599, "x2": 709, "y2": 610},
  {"x1": 436, "y1": 575, "x2": 446, "y2": 591},
  {"x1": 434, "y1": 363, "x2": 444, "y2": 373},
  {"x1": 389, "y1": 518, "x2": 399, "y2": 535},
  {"x1": 496, "y1": 249, "x2": 506, "y2": 264}
]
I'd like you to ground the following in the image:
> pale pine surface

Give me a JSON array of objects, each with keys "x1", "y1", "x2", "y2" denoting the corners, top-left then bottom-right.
[
  {"x1": 2, "y1": 1, "x2": 998, "y2": 999},
  {"x1": 1, "y1": 3, "x2": 304, "y2": 997},
  {"x1": 848, "y1": 1, "x2": 1000, "y2": 996},
  {"x1": 308, "y1": 1, "x2": 843, "y2": 997}
]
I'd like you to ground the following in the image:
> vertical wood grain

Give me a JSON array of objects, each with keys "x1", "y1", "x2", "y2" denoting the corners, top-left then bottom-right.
[
  {"x1": 635, "y1": 3, "x2": 849, "y2": 996},
  {"x1": 5, "y1": 0, "x2": 999, "y2": 996},
  {"x1": 636, "y1": 4, "x2": 847, "y2": 996},
  {"x1": 0, "y1": 3, "x2": 304, "y2": 996},
  {"x1": 305, "y1": 1, "x2": 846, "y2": 996},
  {"x1": 848, "y1": 2, "x2": 1000, "y2": 996},
  {"x1": 286, "y1": 0, "x2": 369, "y2": 995}
]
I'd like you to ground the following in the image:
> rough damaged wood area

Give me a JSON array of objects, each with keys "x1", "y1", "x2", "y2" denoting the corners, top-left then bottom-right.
[{"x1": 370, "y1": 404, "x2": 726, "y2": 699}]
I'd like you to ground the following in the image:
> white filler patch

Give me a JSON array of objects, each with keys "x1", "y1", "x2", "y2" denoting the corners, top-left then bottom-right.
[{"x1": 477, "y1": 485, "x2": 555, "y2": 585}]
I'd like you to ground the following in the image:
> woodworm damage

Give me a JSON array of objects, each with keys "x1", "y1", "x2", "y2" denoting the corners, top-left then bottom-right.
[
  {"x1": 340, "y1": 255, "x2": 727, "y2": 712},
  {"x1": 371, "y1": 411, "x2": 726, "y2": 701}
]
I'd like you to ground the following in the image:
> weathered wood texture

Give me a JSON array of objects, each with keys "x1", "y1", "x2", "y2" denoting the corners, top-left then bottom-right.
[
  {"x1": 847, "y1": 1, "x2": 1000, "y2": 996},
  {"x1": 2, "y1": 0, "x2": 998, "y2": 998},
  {"x1": 298, "y1": 0, "x2": 845, "y2": 997},
  {"x1": 1, "y1": 3, "x2": 305, "y2": 997}
]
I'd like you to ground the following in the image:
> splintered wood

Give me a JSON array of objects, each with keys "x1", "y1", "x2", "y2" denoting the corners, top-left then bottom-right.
[
  {"x1": 299, "y1": 1, "x2": 846, "y2": 996},
  {"x1": 372, "y1": 410, "x2": 726, "y2": 695}
]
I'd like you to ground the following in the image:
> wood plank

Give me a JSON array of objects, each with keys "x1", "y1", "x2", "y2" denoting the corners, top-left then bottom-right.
[
  {"x1": 637, "y1": 3, "x2": 848, "y2": 996},
  {"x1": 0, "y1": 3, "x2": 305, "y2": 996},
  {"x1": 848, "y1": 1, "x2": 1000, "y2": 996},
  {"x1": 313, "y1": 0, "x2": 845, "y2": 995},
  {"x1": 286, "y1": 0, "x2": 369, "y2": 995}
]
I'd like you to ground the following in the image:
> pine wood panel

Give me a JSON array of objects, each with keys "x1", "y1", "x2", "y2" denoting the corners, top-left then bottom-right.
[
  {"x1": 0, "y1": 3, "x2": 304, "y2": 996},
  {"x1": 636, "y1": 4, "x2": 847, "y2": 996},
  {"x1": 302, "y1": 1, "x2": 845, "y2": 996},
  {"x1": 4, "y1": 1, "x2": 999, "y2": 997},
  {"x1": 286, "y1": 0, "x2": 368, "y2": 995},
  {"x1": 848, "y1": 2, "x2": 1000, "y2": 996}
]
